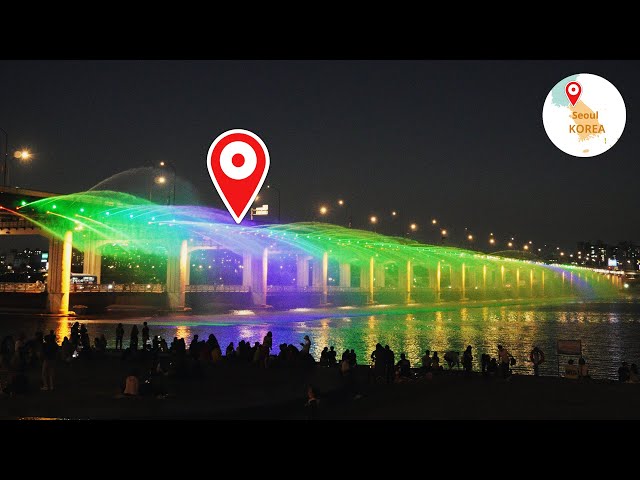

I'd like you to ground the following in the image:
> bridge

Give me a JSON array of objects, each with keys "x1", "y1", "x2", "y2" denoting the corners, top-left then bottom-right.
[{"x1": 0, "y1": 188, "x2": 624, "y2": 314}]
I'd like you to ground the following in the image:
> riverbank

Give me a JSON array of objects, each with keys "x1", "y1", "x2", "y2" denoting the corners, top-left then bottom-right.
[{"x1": 2, "y1": 353, "x2": 639, "y2": 420}]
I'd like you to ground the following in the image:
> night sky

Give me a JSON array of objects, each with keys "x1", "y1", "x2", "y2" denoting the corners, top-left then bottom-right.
[{"x1": 1, "y1": 60, "x2": 638, "y2": 250}]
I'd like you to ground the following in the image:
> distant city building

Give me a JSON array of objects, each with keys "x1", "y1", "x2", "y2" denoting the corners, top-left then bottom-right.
[{"x1": 575, "y1": 241, "x2": 640, "y2": 271}]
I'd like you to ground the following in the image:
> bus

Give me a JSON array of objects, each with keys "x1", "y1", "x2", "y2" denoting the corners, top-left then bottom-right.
[{"x1": 70, "y1": 273, "x2": 98, "y2": 285}]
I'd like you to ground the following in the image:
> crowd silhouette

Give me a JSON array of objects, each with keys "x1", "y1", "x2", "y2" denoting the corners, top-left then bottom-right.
[{"x1": 1, "y1": 321, "x2": 638, "y2": 399}]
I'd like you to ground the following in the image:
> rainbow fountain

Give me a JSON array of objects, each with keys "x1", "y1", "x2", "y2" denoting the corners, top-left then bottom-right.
[{"x1": 5, "y1": 190, "x2": 623, "y2": 313}]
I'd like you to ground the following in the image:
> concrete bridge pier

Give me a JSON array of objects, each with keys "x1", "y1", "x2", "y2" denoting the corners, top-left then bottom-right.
[
  {"x1": 397, "y1": 260, "x2": 413, "y2": 303},
  {"x1": 311, "y1": 252, "x2": 329, "y2": 305},
  {"x1": 339, "y1": 262, "x2": 351, "y2": 287},
  {"x1": 360, "y1": 257, "x2": 374, "y2": 304},
  {"x1": 46, "y1": 230, "x2": 73, "y2": 314},
  {"x1": 82, "y1": 236, "x2": 102, "y2": 284},
  {"x1": 243, "y1": 248, "x2": 268, "y2": 306},
  {"x1": 166, "y1": 239, "x2": 189, "y2": 311}
]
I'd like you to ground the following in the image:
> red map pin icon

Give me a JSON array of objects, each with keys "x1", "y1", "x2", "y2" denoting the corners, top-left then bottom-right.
[
  {"x1": 207, "y1": 129, "x2": 270, "y2": 224},
  {"x1": 565, "y1": 81, "x2": 582, "y2": 106}
]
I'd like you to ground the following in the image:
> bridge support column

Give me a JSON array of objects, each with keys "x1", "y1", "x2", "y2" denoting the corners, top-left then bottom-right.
[
  {"x1": 166, "y1": 239, "x2": 189, "y2": 311},
  {"x1": 530, "y1": 269, "x2": 534, "y2": 296},
  {"x1": 482, "y1": 265, "x2": 487, "y2": 294},
  {"x1": 311, "y1": 252, "x2": 328, "y2": 305},
  {"x1": 82, "y1": 237, "x2": 102, "y2": 284},
  {"x1": 430, "y1": 262, "x2": 441, "y2": 301},
  {"x1": 46, "y1": 231, "x2": 73, "y2": 314},
  {"x1": 397, "y1": 260, "x2": 413, "y2": 303},
  {"x1": 339, "y1": 262, "x2": 351, "y2": 287},
  {"x1": 360, "y1": 258, "x2": 374, "y2": 304},
  {"x1": 243, "y1": 249, "x2": 268, "y2": 306},
  {"x1": 460, "y1": 263, "x2": 468, "y2": 300},
  {"x1": 296, "y1": 255, "x2": 310, "y2": 288}
]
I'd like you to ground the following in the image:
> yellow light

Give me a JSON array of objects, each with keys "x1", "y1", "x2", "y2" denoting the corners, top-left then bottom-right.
[
  {"x1": 523, "y1": 245, "x2": 529, "y2": 250},
  {"x1": 431, "y1": 219, "x2": 437, "y2": 225},
  {"x1": 410, "y1": 223, "x2": 417, "y2": 231},
  {"x1": 370, "y1": 216, "x2": 378, "y2": 224},
  {"x1": 255, "y1": 195, "x2": 260, "y2": 202},
  {"x1": 467, "y1": 234, "x2": 473, "y2": 241},
  {"x1": 159, "y1": 161, "x2": 165, "y2": 166},
  {"x1": 15, "y1": 150, "x2": 31, "y2": 161},
  {"x1": 338, "y1": 199, "x2": 344, "y2": 206},
  {"x1": 441, "y1": 229, "x2": 447, "y2": 236},
  {"x1": 508, "y1": 242, "x2": 513, "y2": 247},
  {"x1": 560, "y1": 252, "x2": 565, "y2": 256},
  {"x1": 155, "y1": 176, "x2": 167, "y2": 184},
  {"x1": 391, "y1": 211, "x2": 397, "y2": 216},
  {"x1": 319, "y1": 206, "x2": 328, "y2": 215},
  {"x1": 489, "y1": 238, "x2": 495, "y2": 245}
]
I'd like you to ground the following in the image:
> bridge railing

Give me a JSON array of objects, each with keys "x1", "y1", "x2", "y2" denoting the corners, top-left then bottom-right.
[
  {"x1": 185, "y1": 285, "x2": 251, "y2": 293},
  {"x1": 0, "y1": 217, "x2": 40, "y2": 230},
  {"x1": 70, "y1": 283, "x2": 165, "y2": 293},
  {"x1": 0, "y1": 282, "x2": 46, "y2": 293}
]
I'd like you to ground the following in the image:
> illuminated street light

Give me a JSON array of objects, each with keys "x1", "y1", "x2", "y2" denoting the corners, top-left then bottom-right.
[
  {"x1": 1, "y1": 126, "x2": 34, "y2": 187},
  {"x1": 14, "y1": 149, "x2": 31, "y2": 161},
  {"x1": 489, "y1": 238, "x2": 496, "y2": 245},
  {"x1": 370, "y1": 216, "x2": 378, "y2": 224},
  {"x1": 319, "y1": 206, "x2": 328, "y2": 215},
  {"x1": 336, "y1": 198, "x2": 352, "y2": 228},
  {"x1": 467, "y1": 234, "x2": 473, "y2": 241},
  {"x1": 441, "y1": 229, "x2": 447, "y2": 236},
  {"x1": 155, "y1": 175, "x2": 167, "y2": 185},
  {"x1": 391, "y1": 211, "x2": 397, "y2": 217},
  {"x1": 507, "y1": 242, "x2": 513, "y2": 248},
  {"x1": 409, "y1": 223, "x2": 418, "y2": 232},
  {"x1": 560, "y1": 252, "x2": 565, "y2": 256},
  {"x1": 523, "y1": 245, "x2": 529, "y2": 250},
  {"x1": 431, "y1": 219, "x2": 437, "y2": 225}
]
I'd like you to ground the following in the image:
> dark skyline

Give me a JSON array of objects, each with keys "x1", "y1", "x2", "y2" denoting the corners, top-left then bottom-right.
[{"x1": 1, "y1": 60, "x2": 638, "y2": 250}]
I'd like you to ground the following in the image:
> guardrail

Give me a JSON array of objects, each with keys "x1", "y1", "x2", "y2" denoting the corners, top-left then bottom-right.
[
  {"x1": 70, "y1": 284, "x2": 166, "y2": 293},
  {"x1": 0, "y1": 282, "x2": 46, "y2": 293},
  {"x1": 185, "y1": 285, "x2": 251, "y2": 293}
]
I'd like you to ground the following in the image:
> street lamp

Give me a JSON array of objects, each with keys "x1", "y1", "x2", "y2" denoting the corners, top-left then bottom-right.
[
  {"x1": 337, "y1": 198, "x2": 352, "y2": 228},
  {"x1": 266, "y1": 184, "x2": 281, "y2": 223},
  {"x1": 158, "y1": 160, "x2": 177, "y2": 205},
  {"x1": 1, "y1": 128, "x2": 32, "y2": 187},
  {"x1": 409, "y1": 223, "x2": 418, "y2": 234},
  {"x1": 319, "y1": 205, "x2": 328, "y2": 217}
]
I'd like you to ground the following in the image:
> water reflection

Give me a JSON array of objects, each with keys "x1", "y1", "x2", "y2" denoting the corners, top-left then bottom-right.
[{"x1": 2, "y1": 301, "x2": 640, "y2": 380}]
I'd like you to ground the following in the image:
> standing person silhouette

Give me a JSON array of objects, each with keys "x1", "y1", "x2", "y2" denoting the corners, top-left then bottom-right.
[
  {"x1": 462, "y1": 345, "x2": 473, "y2": 373},
  {"x1": 142, "y1": 322, "x2": 150, "y2": 350},
  {"x1": 130, "y1": 325, "x2": 139, "y2": 351},
  {"x1": 529, "y1": 346, "x2": 545, "y2": 377},
  {"x1": 115, "y1": 323, "x2": 125, "y2": 350}
]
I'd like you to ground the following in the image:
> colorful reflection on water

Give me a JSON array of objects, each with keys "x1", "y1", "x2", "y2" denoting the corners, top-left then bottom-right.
[{"x1": 3, "y1": 300, "x2": 640, "y2": 380}]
